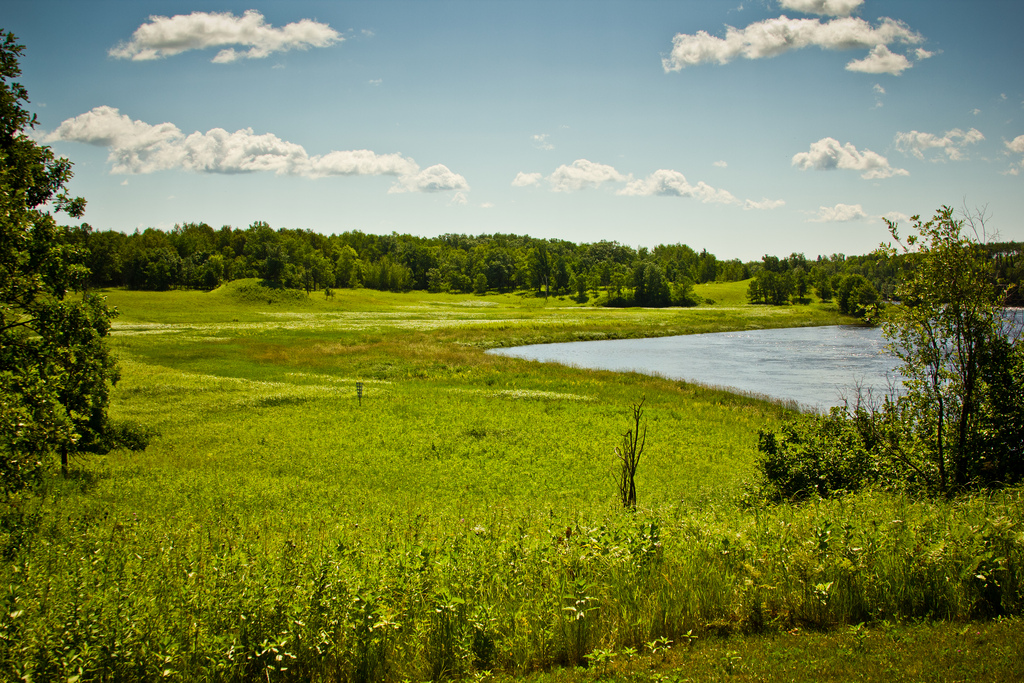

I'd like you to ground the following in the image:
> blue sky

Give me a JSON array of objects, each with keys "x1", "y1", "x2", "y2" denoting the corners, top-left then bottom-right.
[{"x1": 6, "y1": 0, "x2": 1024, "y2": 260}]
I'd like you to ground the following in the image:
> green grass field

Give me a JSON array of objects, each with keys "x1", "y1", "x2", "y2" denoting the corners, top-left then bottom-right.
[{"x1": 2, "y1": 281, "x2": 1021, "y2": 682}]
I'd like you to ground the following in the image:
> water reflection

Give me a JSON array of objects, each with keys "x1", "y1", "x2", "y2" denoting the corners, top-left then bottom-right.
[{"x1": 487, "y1": 326, "x2": 901, "y2": 412}]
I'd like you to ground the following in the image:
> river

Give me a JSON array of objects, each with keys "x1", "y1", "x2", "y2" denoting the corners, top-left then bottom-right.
[{"x1": 486, "y1": 325, "x2": 900, "y2": 412}]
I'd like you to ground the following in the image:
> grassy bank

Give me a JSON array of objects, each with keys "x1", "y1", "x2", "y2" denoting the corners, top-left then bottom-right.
[{"x1": 2, "y1": 282, "x2": 1021, "y2": 681}]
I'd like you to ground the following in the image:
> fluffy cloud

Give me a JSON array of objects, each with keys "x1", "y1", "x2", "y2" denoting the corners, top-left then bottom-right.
[
  {"x1": 618, "y1": 169, "x2": 738, "y2": 204},
  {"x1": 845, "y1": 45, "x2": 912, "y2": 75},
  {"x1": 894, "y1": 128, "x2": 984, "y2": 161},
  {"x1": 744, "y1": 198, "x2": 786, "y2": 211},
  {"x1": 47, "y1": 106, "x2": 465, "y2": 193},
  {"x1": 662, "y1": 15, "x2": 924, "y2": 76},
  {"x1": 810, "y1": 203, "x2": 868, "y2": 222},
  {"x1": 511, "y1": 172, "x2": 543, "y2": 187},
  {"x1": 792, "y1": 137, "x2": 908, "y2": 179},
  {"x1": 511, "y1": 160, "x2": 781, "y2": 208},
  {"x1": 548, "y1": 159, "x2": 626, "y2": 192},
  {"x1": 389, "y1": 164, "x2": 470, "y2": 193},
  {"x1": 780, "y1": 0, "x2": 863, "y2": 16},
  {"x1": 109, "y1": 10, "x2": 341, "y2": 63},
  {"x1": 1005, "y1": 135, "x2": 1024, "y2": 175}
]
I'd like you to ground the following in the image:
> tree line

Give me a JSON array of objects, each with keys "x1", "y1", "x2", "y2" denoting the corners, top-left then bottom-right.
[{"x1": 65, "y1": 220, "x2": 1024, "y2": 307}]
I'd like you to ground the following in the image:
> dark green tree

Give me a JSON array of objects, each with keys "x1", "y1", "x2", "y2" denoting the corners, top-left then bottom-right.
[
  {"x1": 836, "y1": 273, "x2": 878, "y2": 316},
  {"x1": 1, "y1": 31, "x2": 120, "y2": 486},
  {"x1": 882, "y1": 207, "x2": 1022, "y2": 493}
]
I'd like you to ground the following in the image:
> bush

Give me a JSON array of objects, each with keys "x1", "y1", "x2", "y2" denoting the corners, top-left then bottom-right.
[{"x1": 755, "y1": 407, "x2": 886, "y2": 501}]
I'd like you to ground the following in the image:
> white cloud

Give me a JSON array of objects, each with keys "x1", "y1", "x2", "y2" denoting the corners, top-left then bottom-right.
[
  {"x1": 845, "y1": 45, "x2": 911, "y2": 75},
  {"x1": 894, "y1": 128, "x2": 985, "y2": 161},
  {"x1": 514, "y1": 161, "x2": 750, "y2": 206},
  {"x1": 810, "y1": 203, "x2": 868, "y2": 222},
  {"x1": 532, "y1": 133, "x2": 554, "y2": 151},
  {"x1": 1005, "y1": 135, "x2": 1024, "y2": 175},
  {"x1": 713, "y1": 160, "x2": 728, "y2": 168},
  {"x1": 662, "y1": 15, "x2": 924, "y2": 76},
  {"x1": 448, "y1": 191, "x2": 469, "y2": 206},
  {"x1": 548, "y1": 159, "x2": 626, "y2": 192},
  {"x1": 744, "y1": 198, "x2": 786, "y2": 210},
  {"x1": 47, "y1": 106, "x2": 465, "y2": 193},
  {"x1": 872, "y1": 83, "x2": 885, "y2": 108},
  {"x1": 480, "y1": 202, "x2": 495, "y2": 209},
  {"x1": 388, "y1": 164, "x2": 470, "y2": 193},
  {"x1": 914, "y1": 48, "x2": 934, "y2": 60},
  {"x1": 511, "y1": 171, "x2": 542, "y2": 187},
  {"x1": 618, "y1": 169, "x2": 738, "y2": 204},
  {"x1": 971, "y1": 108, "x2": 982, "y2": 116},
  {"x1": 792, "y1": 137, "x2": 908, "y2": 179},
  {"x1": 779, "y1": 0, "x2": 864, "y2": 17},
  {"x1": 109, "y1": 10, "x2": 341, "y2": 63}
]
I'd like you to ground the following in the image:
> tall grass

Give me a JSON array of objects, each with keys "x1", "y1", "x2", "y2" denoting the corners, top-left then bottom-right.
[{"x1": 1, "y1": 284, "x2": 1020, "y2": 681}]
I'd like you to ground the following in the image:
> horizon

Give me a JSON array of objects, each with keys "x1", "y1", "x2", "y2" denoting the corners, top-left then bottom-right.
[{"x1": 6, "y1": 0, "x2": 1023, "y2": 261}]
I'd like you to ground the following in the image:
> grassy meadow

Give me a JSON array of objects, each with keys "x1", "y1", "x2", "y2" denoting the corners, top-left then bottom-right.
[{"x1": 2, "y1": 281, "x2": 1022, "y2": 682}]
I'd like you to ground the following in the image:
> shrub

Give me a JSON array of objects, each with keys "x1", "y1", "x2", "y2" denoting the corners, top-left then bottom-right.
[{"x1": 755, "y1": 407, "x2": 885, "y2": 501}]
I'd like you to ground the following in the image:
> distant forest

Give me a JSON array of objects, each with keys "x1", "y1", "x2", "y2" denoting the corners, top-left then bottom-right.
[{"x1": 67, "y1": 222, "x2": 1024, "y2": 307}]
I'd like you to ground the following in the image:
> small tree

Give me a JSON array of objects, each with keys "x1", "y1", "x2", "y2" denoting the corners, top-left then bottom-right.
[
  {"x1": 836, "y1": 274, "x2": 879, "y2": 317},
  {"x1": 473, "y1": 272, "x2": 488, "y2": 295},
  {"x1": 882, "y1": 206, "x2": 1019, "y2": 493},
  {"x1": 615, "y1": 398, "x2": 647, "y2": 509}
]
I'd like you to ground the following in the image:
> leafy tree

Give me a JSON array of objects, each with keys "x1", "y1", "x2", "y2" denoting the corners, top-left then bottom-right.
[
  {"x1": 747, "y1": 269, "x2": 794, "y2": 305},
  {"x1": 632, "y1": 262, "x2": 671, "y2": 306},
  {"x1": 527, "y1": 244, "x2": 551, "y2": 296},
  {"x1": 755, "y1": 206, "x2": 1022, "y2": 499},
  {"x1": 473, "y1": 272, "x2": 488, "y2": 295},
  {"x1": 1, "y1": 32, "x2": 120, "y2": 486},
  {"x1": 882, "y1": 207, "x2": 1021, "y2": 493},
  {"x1": 792, "y1": 267, "x2": 811, "y2": 302},
  {"x1": 835, "y1": 273, "x2": 878, "y2": 316},
  {"x1": 671, "y1": 277, "x2": 698, "y2": 307},
  {"x1": 756, "y1": 206, "x2": 1022, "y2": 500},
  {"x1": 334, "y1": 245, "x2": 360, "y2": 288},
  {"x1": 552, "y1": 255, "x2": 571, "y2": 293}
]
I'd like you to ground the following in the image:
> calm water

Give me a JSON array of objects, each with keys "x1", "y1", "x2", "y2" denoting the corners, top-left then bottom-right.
[{"x1": 487, "y1": 326, "x2": 900, "y2": 412}]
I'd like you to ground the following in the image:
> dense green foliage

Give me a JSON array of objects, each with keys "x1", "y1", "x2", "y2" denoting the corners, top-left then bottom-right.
[
  {"x1": 67, "y1": 213, "x2": 1023, "y2": 308},
  {"x1": 69, "y1": 221, "x2": 735, "y2": 307},
  {"x1": 0, "y1": 32, "x2": 120, "y2": 491},
  {"x1": 757, "y1": 207, "x2": 1024, "y2": 500},
  {"x1": 883, "y1": 208, "x2": 1024, "y2": 493}
]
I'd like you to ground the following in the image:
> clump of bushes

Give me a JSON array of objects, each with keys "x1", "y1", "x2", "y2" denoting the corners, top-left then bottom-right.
[{"x1": 755, "y1": 406, "x2": 886, "y2": 501}]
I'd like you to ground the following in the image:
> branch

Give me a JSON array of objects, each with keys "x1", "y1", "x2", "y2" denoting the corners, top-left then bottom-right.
[{"x1": 0, "y1": 317, "x2": 37, "y2": 334}]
